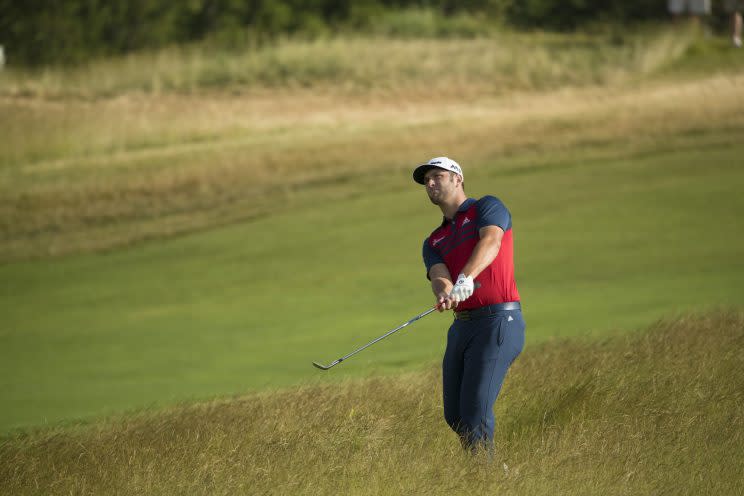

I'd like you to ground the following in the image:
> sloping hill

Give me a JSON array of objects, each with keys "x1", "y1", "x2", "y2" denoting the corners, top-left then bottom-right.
[
  {"x1": 3, "y1": 28, "x2": 743, "y2": 262},
  {"x1": 2, "y1": 312, "x2": 742, "y2": 495},
  {"x1": 2, "y1": 72, "x2": 743, "y2": 433}
]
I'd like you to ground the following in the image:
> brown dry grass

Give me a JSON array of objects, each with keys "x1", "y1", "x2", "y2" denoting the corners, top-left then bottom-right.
[
  {"x1": 2, "y1": 72, "x2": 743, "y2": 261},
  {"x1": 1, "y1": 27, "x2": 742, "y2": 261}
]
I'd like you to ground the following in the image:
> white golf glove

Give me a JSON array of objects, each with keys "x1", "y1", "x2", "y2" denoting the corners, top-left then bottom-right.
[{"x1": 450, "y1": 273, "x2": 475, "y2": 303}]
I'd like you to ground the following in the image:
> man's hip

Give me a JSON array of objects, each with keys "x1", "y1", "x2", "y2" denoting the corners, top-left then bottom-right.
[{"x1": 453, "y1": 301, "x2": 521, "y2": 321}]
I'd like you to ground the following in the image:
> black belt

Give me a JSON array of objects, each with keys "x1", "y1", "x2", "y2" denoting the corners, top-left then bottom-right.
[{"x1": 454, "y1": 302, "x2": 521, "y2": 321}]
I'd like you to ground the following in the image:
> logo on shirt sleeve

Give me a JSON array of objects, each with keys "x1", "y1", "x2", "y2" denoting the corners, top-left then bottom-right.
[{"x1": 432, "y1": 235, "x2": 446, "y2": 246}]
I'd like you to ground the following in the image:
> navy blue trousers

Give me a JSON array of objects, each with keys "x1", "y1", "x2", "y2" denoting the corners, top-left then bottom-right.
[{"x1": 442, "y1": 309, "x2": 525, "y2": 450}]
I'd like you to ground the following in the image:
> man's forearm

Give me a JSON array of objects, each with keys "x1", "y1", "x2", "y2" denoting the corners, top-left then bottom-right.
[
  {"x1": 460, "y1": 228, "x2": 503, "y2": 279},
  {"x1": 431, "y1": 276, "x2": 453, "y2": 298},
  {"x1": 429, "y1": 264, "x2": 454, "y2": 298}
]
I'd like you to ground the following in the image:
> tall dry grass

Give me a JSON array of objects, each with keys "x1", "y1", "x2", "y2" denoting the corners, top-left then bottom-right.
[
  {"x1": 1, "y1": 312, "x2": 741, "y2": 495},
  {"x1": 0, "y1": 28, "x2": 692, "y2": 99}
]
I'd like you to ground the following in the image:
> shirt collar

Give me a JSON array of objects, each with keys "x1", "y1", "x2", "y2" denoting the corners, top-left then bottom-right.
[{"x1": 441, "y1": 198, "x2": 476, "y2": 226}]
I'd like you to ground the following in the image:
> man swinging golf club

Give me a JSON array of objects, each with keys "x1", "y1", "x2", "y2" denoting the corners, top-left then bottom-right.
[{"x1": 414, "y1": 156, "x2": 525, "y2": 452}]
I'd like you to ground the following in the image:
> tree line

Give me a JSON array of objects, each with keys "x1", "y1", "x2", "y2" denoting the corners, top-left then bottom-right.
[{"x1": 1, "y1": 0, "x2": 668, "y2": 67}]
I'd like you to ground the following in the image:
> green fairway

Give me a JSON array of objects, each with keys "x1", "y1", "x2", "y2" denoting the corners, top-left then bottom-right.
[{"x1": 2, "y1": 133, "x2": 742, "y2": 433}]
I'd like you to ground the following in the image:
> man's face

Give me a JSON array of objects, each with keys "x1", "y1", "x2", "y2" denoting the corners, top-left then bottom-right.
[{"x1": 424, "y1": 169, "x2": 458, "y2": 205}]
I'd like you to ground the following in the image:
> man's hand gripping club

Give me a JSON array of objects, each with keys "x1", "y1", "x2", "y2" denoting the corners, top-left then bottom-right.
[{"x1": 436, "y1": 273, "x2": 475, "y2": 311}]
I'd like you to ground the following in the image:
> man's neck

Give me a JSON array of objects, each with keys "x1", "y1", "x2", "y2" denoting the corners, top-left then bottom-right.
[{"x1": 439, "y1": 193, "x2": 468, "y2": 221}]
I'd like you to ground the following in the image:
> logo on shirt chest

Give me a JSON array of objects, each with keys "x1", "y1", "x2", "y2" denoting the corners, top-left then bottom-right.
[{"x1": 461, "y1": 217, "x2": 471, "y2": 227}]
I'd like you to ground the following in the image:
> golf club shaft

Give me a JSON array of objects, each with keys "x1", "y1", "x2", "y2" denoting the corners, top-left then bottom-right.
[
  {"x1": 312, "y1": 283, "x2": 480, "y2": 370},
  {"x1": 314, "y1": 306, "x2": 438, "y2": 369}
]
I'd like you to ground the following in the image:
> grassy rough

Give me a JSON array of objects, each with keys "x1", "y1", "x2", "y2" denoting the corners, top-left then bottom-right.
[
  {"x1": 2, "y1": 72, "x2": 743, "y2": 261},
  {"x1": 2, "y1": 26, "x2": 742, "y2": 262},
  {"x1": 0, "y1": 27, "x2": 696, "y2": 99},
  {"x1": 1, "y1": 312, "x2": 741, "y2": 495}
]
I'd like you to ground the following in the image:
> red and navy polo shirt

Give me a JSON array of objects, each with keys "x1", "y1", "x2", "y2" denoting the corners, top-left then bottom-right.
[{"x1": 422, "y1": 196, "x2": 520, "y2": 311}]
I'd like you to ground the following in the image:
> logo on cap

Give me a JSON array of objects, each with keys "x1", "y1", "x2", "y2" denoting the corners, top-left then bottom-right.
[{"x1": 413, "y1": 156, "x2": 464, "y2": 184}]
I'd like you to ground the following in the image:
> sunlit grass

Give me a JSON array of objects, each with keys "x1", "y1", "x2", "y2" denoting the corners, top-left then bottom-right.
[
  {"x1": 4, "y1": 25, "x2": 741, "y2": 261},
  {"x1": 1, "y1": 27, "x2": 743, "y2": 450},
  {"x1": 1, "y1": 122, "x2": 742, "y2": 433},
  {"x1": 1, "y1": 70, "x2": 743, "y2": 260},
  {"x1": 1, "y1": 312, "x2": 741, "y2": 495}
]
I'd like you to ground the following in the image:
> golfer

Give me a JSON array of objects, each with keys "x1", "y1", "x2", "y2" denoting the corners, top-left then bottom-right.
[{"x1": 413, "y1": 156, "x2": 525, "y2": 452}]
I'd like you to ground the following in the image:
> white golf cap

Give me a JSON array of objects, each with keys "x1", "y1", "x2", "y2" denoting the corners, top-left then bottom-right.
[{"x1": 413, "y1": 156, "x2": 463, "y2": 184}]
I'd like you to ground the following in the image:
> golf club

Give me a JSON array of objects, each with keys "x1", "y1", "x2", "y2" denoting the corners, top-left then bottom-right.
[
  {"x1": 312, "y1": 305, "x2": 438, "y2": 370},
  {"x1": 312, "y1": 283, "x2": 480, "y2": 371}
]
